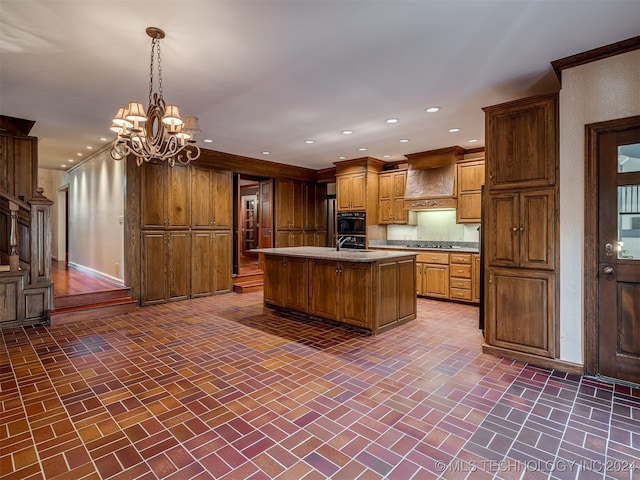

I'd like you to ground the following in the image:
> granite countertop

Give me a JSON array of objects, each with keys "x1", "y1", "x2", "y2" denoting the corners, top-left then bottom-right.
[
  {"x1": 251, "y1": 246, "x2": 417, "y2": 262},
  {"x1": 369, "y1": 244, "x2": 479, "y2": 253}
]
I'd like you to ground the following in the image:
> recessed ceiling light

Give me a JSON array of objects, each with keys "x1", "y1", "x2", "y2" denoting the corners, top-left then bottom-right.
[
  {"x1": 261, "y1": 151, "x2": 271, "y2": 155},
  {"x1": 383, "y1": 155, "x2": 391, "y2": 158},
  {"x1": 61, "y1": 164, "x2": 66, "y2": 168},
  {"x1": 203, "y1": 139, "x2": 213, "y2": 143},
  {"x1": 385, "y1": 118, "x2": 399, "y2": 124},
  {"x1": 86, "y1": 146, "x2": 93, "y2": 150},
  {"x1": 357, "y1": 147, "x2": 367, "y2": 151},
  {"x1": 99, "y1": 137, "x2": 108, "y2": 142},
  {"x1": 76, "y1": 153, "x2": 83, "y2": 156},
  {"x1": 467, "y1": 139, "x2": 479, "y2": 143},
  {"x1": 68, "y1": 159, "x2": 74, "y2": 163},
  {"x1": 448, "y1": 128, "x2": 461, "y2": 133},
  {"x1": 399, "y1": 139, "x2": 409, "y2": 143},
  {"x1": 338, "y1": 156, "x2": 347, "y2": 160},
  {"x1": 425, "y1": 106, "x2": 440, "y2": 113},
  {"x1": 304, "y1": 140, "x2": 315, "y2": 144},
  {"x1": 341, "y1": 130, "x2": 353, "y2": 135}
]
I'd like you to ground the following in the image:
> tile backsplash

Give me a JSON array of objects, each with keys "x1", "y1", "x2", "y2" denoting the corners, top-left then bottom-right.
[{"x1": 387, "y1": 209, "x2": 480, "y2": 242}]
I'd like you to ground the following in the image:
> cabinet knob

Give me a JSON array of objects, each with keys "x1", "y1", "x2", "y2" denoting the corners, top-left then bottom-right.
[{"x1": 512, "y1": 227, "x2": 517, "y2": 232}]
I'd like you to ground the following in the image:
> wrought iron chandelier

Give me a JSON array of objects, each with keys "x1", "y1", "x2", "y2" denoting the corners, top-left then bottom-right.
[{"x1": 110, "y1": 27, "x2": 201, "y2": 167}]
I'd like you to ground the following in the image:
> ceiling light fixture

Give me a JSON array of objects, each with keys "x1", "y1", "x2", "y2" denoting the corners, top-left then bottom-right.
[
  {"x1": 203, "y1": 139, "x2": 213, "y2": 143},
  {"x1": 304, "y1": 140, "x2": 315, "y2": 144},
  {"x1": 261, "y1": 151, "x2": 271, "y2": 155},
  {"x1": 448, "y1": 128, "x2": 461, "y2": 133},
  {"x1": 399, "y1": 139, "x2": 409, "y2": 143},
  {"x1": 425, "y1": 106, "x2": 440, "y2": 113},
  {"x1": 467, "y1": 139, "x2": 479, "y2": 143},
  {"x1": 358, "y1": 147, "x2": 367, "y2": 151},
  {"x1": 341, "y1": 130, "x2": 353, "y2": 135},
  {"x1": 386, "y1": 118, "x2": 399, "y2": 124},
  {"x1": 110, "y1": 27, "x2": 201, "y2": 167}
]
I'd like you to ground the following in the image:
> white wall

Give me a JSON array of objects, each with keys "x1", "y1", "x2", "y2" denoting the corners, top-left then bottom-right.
[
  {"x1": 559, "y1": 50, "x2": 640, "y2": 364},
  {"x1": 39, "y1": 147, "x2": 125, "y2": 284}
]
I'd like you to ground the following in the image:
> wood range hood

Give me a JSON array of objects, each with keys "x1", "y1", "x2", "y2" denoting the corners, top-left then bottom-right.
[{"x1": 403, "y1": 146, "x2": 464, "y2": 210}]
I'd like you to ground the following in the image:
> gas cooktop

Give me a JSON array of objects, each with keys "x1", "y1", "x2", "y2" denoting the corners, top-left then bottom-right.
[{"x1": 408, "y1": 244, "x2": 454, "y2": 249}]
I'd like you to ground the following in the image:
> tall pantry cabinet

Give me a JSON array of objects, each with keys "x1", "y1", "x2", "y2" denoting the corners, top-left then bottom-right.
[
  {"x1": 482, "y1": 93, "x2": 559, "y2": 361},
  {"x1": 125, "y1": 160, "x2": 233, "y2": 305}
]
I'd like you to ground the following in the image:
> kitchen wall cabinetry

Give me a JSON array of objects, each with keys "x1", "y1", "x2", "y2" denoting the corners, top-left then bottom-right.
[
  {"x1": 485, "y1": 94, "x2": 556, "y2": 190},
  {"x1": 456, "y1": 160, "x2": 485, "y2": 223},
  {"x1": 142, "y1": 162, "x2": 191, "y2": 229},
  {"x1": 132, "y1": 161, "x2": 234, "y2": 305},
  {"x1": 191, "y1": 167, "x2": 232, "y2": 229},
  {"x1": 275, "y1": 180, "x2": 327, "y2": 247},
  {"x1": 378, "y1": 170, "x2": 409, "y2": 224},
  {"x1": 141, "y1": 231, "x2": 190, "y2": 305},
  {"x1": 191, "y1": 230, "x2": 232, "y2": 297},
  {"x1": 483, "y1": 92, "x2": 558, "y2": 362},
  {"x1": 334, "y1": 159, "x2": 384, "y2": 231},
  {"x1": 486, "y1": 189, "x2": 555, "y2": 270}
]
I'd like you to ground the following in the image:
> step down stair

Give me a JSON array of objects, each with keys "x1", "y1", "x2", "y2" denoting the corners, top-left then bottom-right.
[
  {"x1": 233, "y1": 272, "x2": 263, "y2": 294},
  {"x1": 49, "y1": 287, "x2": 137, "y2": 325}
]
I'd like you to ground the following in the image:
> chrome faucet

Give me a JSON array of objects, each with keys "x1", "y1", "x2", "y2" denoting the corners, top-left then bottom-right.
[{"x1": 337, "y1": 236, "x2": 352, "y2": 251}]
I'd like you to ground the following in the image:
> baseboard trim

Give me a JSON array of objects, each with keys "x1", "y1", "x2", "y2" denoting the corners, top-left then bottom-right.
[
  {"x1": 67, "y1": 262, "x2": 124, "y2": 287},
  {"x1": 482, "y1": 344, "x2": 584, "y2": 375}
]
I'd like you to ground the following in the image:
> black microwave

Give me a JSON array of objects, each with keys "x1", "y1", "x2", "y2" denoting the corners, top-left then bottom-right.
[{"x1": 337, "y1": 212, "x2": 366, "y2": 235}]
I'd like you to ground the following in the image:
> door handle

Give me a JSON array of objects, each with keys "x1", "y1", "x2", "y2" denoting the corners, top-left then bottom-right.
[{"x1": 603, "y1": 266, "x2": 614, "y2": 274}]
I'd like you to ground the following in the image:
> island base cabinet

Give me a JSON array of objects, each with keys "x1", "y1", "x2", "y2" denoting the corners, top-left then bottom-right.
[
  {"x1": 263, "y1": 255, "x2": 309, "y2": 311},
  {"x1": 486, "y1": 268, "x2": 555, "y2": 358},
  {"x1": 377, "y1": 258, "x2": 417, "y2": 330},
  {"x1": 309, "y1": 260, "x2": 370, "y2": 327}
]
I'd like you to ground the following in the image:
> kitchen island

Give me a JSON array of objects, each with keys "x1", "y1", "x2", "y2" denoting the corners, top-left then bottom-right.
[{"x1": 253, "y1": 247, "x2": 417, "y2": 335}]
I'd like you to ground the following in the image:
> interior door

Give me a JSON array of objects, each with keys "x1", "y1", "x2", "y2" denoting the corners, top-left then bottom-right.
[
  {"x1": 258, "y1": 179, "x2": 273, "y2": 248},
  {"x1": 241, "y1": 194, "x2": 258, "y2": 257},
  {"x1": 598, "y1": 127, "x2": 640, "y2": 384}
]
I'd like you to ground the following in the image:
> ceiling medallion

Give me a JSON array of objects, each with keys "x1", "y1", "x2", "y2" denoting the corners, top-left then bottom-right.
[{"x1": 110, "y1": 27, "x2": 201, "y2": 167}]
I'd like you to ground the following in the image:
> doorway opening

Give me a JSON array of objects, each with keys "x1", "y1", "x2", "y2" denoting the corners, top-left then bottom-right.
[{"x1": 234, "y1": 175, "x2": 273, "y2": 277}]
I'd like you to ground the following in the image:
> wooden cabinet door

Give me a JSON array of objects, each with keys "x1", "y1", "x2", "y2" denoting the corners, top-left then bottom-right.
[
  {"x1": 285, "y1": 257, "x2": 308, "y2": 311},
  {"x1": 472, "y1": 254, "x2": 481, "y2": 303},
  {"x1": 191, "y1": 166, "x2": 213, "y2": 229},
  {"x1": 167, "y1": 166, "x2": 190, "y2": 228},
  {"x1": 212, "y1": 231, "x2": 232, "y2": 293},
  {"x1": 291, "y1": 181, "x2": 304, "y2": 229},
  {"x1": 416, "y1": 263, "x2": 424, "y2": 295},
  {"x1": 141, "y1": 231, "x2": 167, "y2": 305},
  {"x1": 212, "y1": 170, "x2": 232, "y2": 229},
  {"x1": 309, "y1": 259, "x2": 339, "y2": 320},
  {"x1": 377, "y1": 260, "x2": 398, "y2": 327},
  {"x1": 379, "y1": 198, "x2": 392, "y2": 224},
  {"x1": 457, "y1": 161, "x2": 485, "y2": 223},
  {"x1": 487, "y1": 267, "x2": 555, "y2": 357},
  {"x1": 349, "y1": 174, "x2": 367, "y2": 210},
  {"x1": 397, "y1": 258, "x2": 416, "y2": 321},
  {"x1": 304, "y1": 183, "x2": 317, "y2": 230},
  {"x1": 263, "y1": 256, "x2": 286, "y2": 307},
  {"x1": 191, "y1": 232, "x2": 213, "y2": 297},
  {"x1": 487, "y1": 193, "x2": 519, "y2": 267},
  {"x1": 141, "y1": 162, "x2": 167, "y2": 228},
  {"x1": 340, "y1": 262, "x2": 371, "y2": 328},
  {"x1": 275, "y1": 180, "x2": 292, "y2": 230},
  {"x1": 520, "y1": 189, "x2": 554, "y2": 270},
  {"x1": 423, "y1": 264, "x2": 449, "y2": 298},
  {"x1": 336, "y1": 176, "x2": 352, "y2": 211},
  {"x1": 485, "y1": 94, "x2": 556, "y2": 190},
  {"x1": 392, "y1": 171, "x2": 407, "y2": 223},
  {"x1": 167, "y1": 231, "x2": 190, "y2": 301}
]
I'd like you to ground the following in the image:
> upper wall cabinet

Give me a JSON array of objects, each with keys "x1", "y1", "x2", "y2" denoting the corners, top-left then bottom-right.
[
  {"x1": 276, "y1": 179, "x2": 304, "y2": 230},
  {"x1": 456, "y1": 159, "x2": 485, "y2": 223},
  {"x1": 483, "y1": 93, "x2": 557, "y2": 190},
  {"x1": 378, "y1": 169, "x2": 409, "y2": 224},
  {"x1": 141, "y1": 162, "x2": 191, "y2": 229},
  {"x1": 334, "y1": 157, "x2": 384, "y2": 220},
  {"x1": 191, "y1": 166, "x2": 232, "y2": 229}
]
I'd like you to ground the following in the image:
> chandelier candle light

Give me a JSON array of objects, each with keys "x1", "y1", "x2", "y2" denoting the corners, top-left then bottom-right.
[{"x1": 110, "y1": 27, "x2": 201, "y2": 166}]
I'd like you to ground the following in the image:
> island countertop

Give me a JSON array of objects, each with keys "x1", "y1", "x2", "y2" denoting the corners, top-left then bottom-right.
[{"x1": 251, "y1": 246, "x2": 417, "y2": 262}]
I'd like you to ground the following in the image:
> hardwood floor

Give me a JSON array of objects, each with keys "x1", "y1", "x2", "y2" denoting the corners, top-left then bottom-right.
[{"x1": 50, "y1": 260, "x2": 123, "y2": 296}]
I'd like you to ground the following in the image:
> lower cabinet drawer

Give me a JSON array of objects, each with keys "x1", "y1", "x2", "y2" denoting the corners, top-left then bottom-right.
[
  {"x1": 450, "y1": 264, "x2": 471, "y2": 278},
  {"x1": 450, "y1": 278, "x2": 471, "y2": 289},
  {"x1": 450, "y1": 288, "x2": 472, "y2": 301}
]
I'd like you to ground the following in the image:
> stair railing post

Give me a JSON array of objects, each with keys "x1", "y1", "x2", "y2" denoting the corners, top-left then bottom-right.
[
  {"x1": 28, "y1": 187, "x2": 53, "y2": 284},
  {"x1": 8, "y1": 200, "x2": 20, "y2": 272}
]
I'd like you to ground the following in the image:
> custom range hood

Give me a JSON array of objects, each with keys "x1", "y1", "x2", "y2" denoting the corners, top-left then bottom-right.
[{"x1": 403, "y1": 146, "x2": 464, "y2": 210}]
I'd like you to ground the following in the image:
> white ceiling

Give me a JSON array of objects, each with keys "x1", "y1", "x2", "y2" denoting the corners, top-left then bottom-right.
[{"x1": 1, "y1": 1, "x2": 639, "y2": 172}]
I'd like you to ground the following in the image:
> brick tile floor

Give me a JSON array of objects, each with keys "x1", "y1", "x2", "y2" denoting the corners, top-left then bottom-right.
[{"x1": 1, "y1": 294, "x2": 638, "y2": 479}]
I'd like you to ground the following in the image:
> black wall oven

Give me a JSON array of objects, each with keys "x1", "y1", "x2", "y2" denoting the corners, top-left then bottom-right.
[{"x1": 337, "y1": 212, "x2": 366, "y2": 236}]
